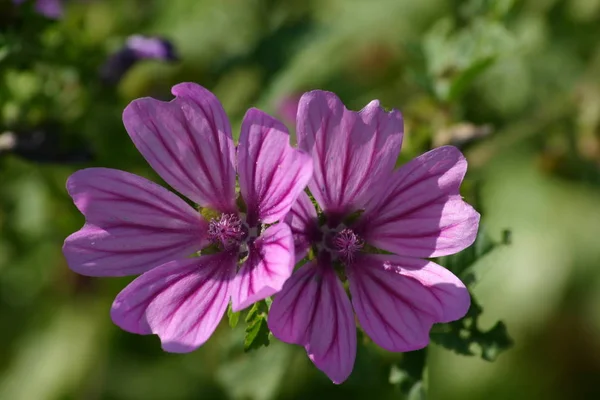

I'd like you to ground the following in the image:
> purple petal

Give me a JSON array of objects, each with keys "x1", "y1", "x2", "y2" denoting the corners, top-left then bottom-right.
[
  {"x1": 122, "y1": 83, "x2": 236, "y2": 213},
  {"x1": 63, "y1": 168, "x2": 208, "y2": 277},
  {"x1": 269, "y1": 262, "x2": 356, "y2": 384},
  {"x1": 35, "y1": 0, "x2": 63, "y2": 19},
  {"x1": 357, "y1": 146, "x2": 480, "y2": 258},
  {"x1": 237, "y1": 108, "x2": 313, "y2": 226},
  {"x1": 230, "y1": 223, "x2": 294, "y2": 312},
  {"x1": 284, "y1": 191, "x2": 321, "y2": 261},
  {"x1": 111, "y1": 253, "x2": 236, "y2": 352},
  {"x1": 348, "y1": 254, "x2": 470, "y2": 352},
  {"x1": 296, "y1": 91, "x2": 403, "y2": 224},
  {"x1": 126, "y1": 35, "x2": 178, "y2": 61}
]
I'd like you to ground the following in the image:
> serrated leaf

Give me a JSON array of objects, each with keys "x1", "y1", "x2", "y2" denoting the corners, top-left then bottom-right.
[
  {"x1": 227, "y1": 304, "x2": 240, "y2": 328},
  {"x1": 243, "y1": 300, "x2": 272, "y2": 352},
  {"x1": 478, "y1": 321, "x2": 513, "y2": 362},
  {"x1": 430, "y1": 294, "x2": 514, "y2": 361}
]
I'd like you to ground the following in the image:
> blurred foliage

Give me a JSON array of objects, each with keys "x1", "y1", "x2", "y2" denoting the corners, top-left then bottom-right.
[{"x1": 2, "y1": 0, "x2": 600, "y2": 399}]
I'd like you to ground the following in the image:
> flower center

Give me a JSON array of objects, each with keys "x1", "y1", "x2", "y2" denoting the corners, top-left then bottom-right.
[
  {"x1": 332, "y1": 228, "x2": 363, "y2": 263},
  {"x1": 208, "y1": 213, "x2": 245, "y2": 250}
]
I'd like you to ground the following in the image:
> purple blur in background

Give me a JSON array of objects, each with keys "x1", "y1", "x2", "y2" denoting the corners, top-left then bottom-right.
[
  {"x1": 100, "y1": 35, "x2": 178, "y2": 85},
  {"x1": 13, "y1": 0, "x2": 64, "y2": 19}
]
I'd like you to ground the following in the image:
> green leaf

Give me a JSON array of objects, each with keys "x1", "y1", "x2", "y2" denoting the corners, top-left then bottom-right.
[
  {"x1": 389, "y1": 349, "x2": 428, "y2": 397},
  {"x1": 227, "y1": 304, "x2": 240, "y2": 329},
  {"x1": 430, "y1": 294, "x2": 514, "y2": 361},
  {"x1": 432, "y1": 228, "x2": 514, "y2": 361},
  {"x1": 478, "y1": 321, "x2": 513, "y2": 362},
  {"x1": 423, "y1": 17, "x2": 515, "y2": 101},
  {"x1": 243, "y1": 300, "x2": 272, "y2": 352}
]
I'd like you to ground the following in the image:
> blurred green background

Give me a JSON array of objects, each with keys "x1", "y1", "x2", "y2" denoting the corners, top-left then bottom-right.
[{"x1": 1, "y1": 0, "x2": 600, "y2": 399}]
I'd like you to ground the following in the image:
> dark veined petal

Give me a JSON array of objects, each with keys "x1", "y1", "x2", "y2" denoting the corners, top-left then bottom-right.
[
  {"x1": 296, "y1": 90, "x2": 403, "y2": 224},
  {"x1": 357, "y1": 146, "x2": 480, "y2": 258},
  {"x1": 111, "y1": 253, "x2": 237, "y2": 352},
  {"x1": 63, "y1": 168, "x2": 207, "y2": 277},
  {"x1": 283, "y1": 191, "x2": 321, "y2": 262},
  {"x1": 237, "y1": 108, "x2": 313, "y2": 226},
  {"x1": 269, "y1": 262, "x2": 356, "y2": 384},
  {"x1": 230, "y1": 223, "x2": 294, "y2": 312},
  {"x1": 348, "y1": 254, "x2": 470, "y2": 352},
  {"x1": 122, "y1": 82, "x2": 236, "y2": 213}
]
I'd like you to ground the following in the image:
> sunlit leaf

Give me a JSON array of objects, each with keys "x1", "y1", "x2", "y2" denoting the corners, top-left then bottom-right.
[{"x1": 243, "y1": 299, "x2": 272, "y2": 352}]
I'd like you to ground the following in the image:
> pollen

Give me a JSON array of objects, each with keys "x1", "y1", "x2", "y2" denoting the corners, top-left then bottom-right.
[
  {"x1": 332, "y1": 228, "x2": 364, "y2": 263},
  {"x1": 208, "y1": 213, "x2": 244, "y2": 249}
]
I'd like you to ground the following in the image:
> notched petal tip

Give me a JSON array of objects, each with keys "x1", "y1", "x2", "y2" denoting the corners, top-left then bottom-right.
[
  {"x1": 242, "y1": 107, "x2": 290, "y2": 135},
  {"x1": 296, "y1": 89, "x2": 404, "y2": 216},
  {"x1": 122, "y1": 84, "x2": 237, "y2": 212},
  {"x1": 359, "y1": 145, "x2": 477, "y2": 258},
  {"x1": 359, "y1": 98, "x2": 403, "y2": 123},
  {"x1": 349, "y1": 255, "x2": 470, "y2": 352}
]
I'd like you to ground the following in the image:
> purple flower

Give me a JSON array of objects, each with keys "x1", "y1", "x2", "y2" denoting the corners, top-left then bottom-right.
[
  {"x1": 100, "y1": 35, "x2": 178, "y2": 85},
  {"x1": 13, "y1": 0, "x2": 64, "y2": 19},
  {"x1": 268, "y1": 91, "x2": 480, "y2": 383},
  {"x1": 62, "y1": 83, "x2": 313, "y2": 351}
]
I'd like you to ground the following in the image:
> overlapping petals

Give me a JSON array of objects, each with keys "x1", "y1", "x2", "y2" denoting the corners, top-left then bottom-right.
[
  {"x1": 63, "y1": 168, "x2": 208, "y2": 277},
  {"x1": 238, "y1": 109, "x2": 313, "y2": 226},
  {"x1": 356, "y1": 146, "x2": 480, "y2": 258},
  {"x1": 230, "y1": 223, "x2": 294, "y2": 312},
  {"x1": 269, "y1": 262, "x2": 356, "y2": 384},
  {"x1": 296, "y1": 90, "x2": 403, "y2": 223},
  {"x1": 283, "y1": 191, "x2": 320, "y2": 262},
  {"x1": 348, "y1": 255, "x2": 470, "y2": 352}
]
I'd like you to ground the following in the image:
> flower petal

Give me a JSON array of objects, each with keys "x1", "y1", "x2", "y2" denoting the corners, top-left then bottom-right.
[
  {"x1": 63, "y1": 168, "x2": 207, "y2": 277},
  {"x1": 237, "y1": 108, "x2": 313, "y2": 226},
  {"x1": 284, "y1": 191, "x2": 321, "y2": 262},
  {"x1": 357, "y1": 146, "x2": 480, "y2": 258},
  {"x1": 122, "y1": 83, "x2": 236, "y2": 212},
  {"x1": 269, "y1": 262, "x2": 356, "y2": 384},
  {"x1": 348, "y1": 254, "x2": 470, "y2": 352},
  {"x1": 35, "y1": 0, "x2": 63, "y2": 19},
  {"x1": 296, "y1": 90, "x2": 403, "y2": 224},
  {"x1": 111, "y1": 253, "x2": 236, "y2": 352},
  {"x1": 230, "y1": 223, "x2": 294, "y2": 312}
]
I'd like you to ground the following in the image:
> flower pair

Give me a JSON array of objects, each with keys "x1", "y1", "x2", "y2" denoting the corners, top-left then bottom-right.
[{"x1": 63, "y1": 83, "x2": 479, "y2": 383}]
